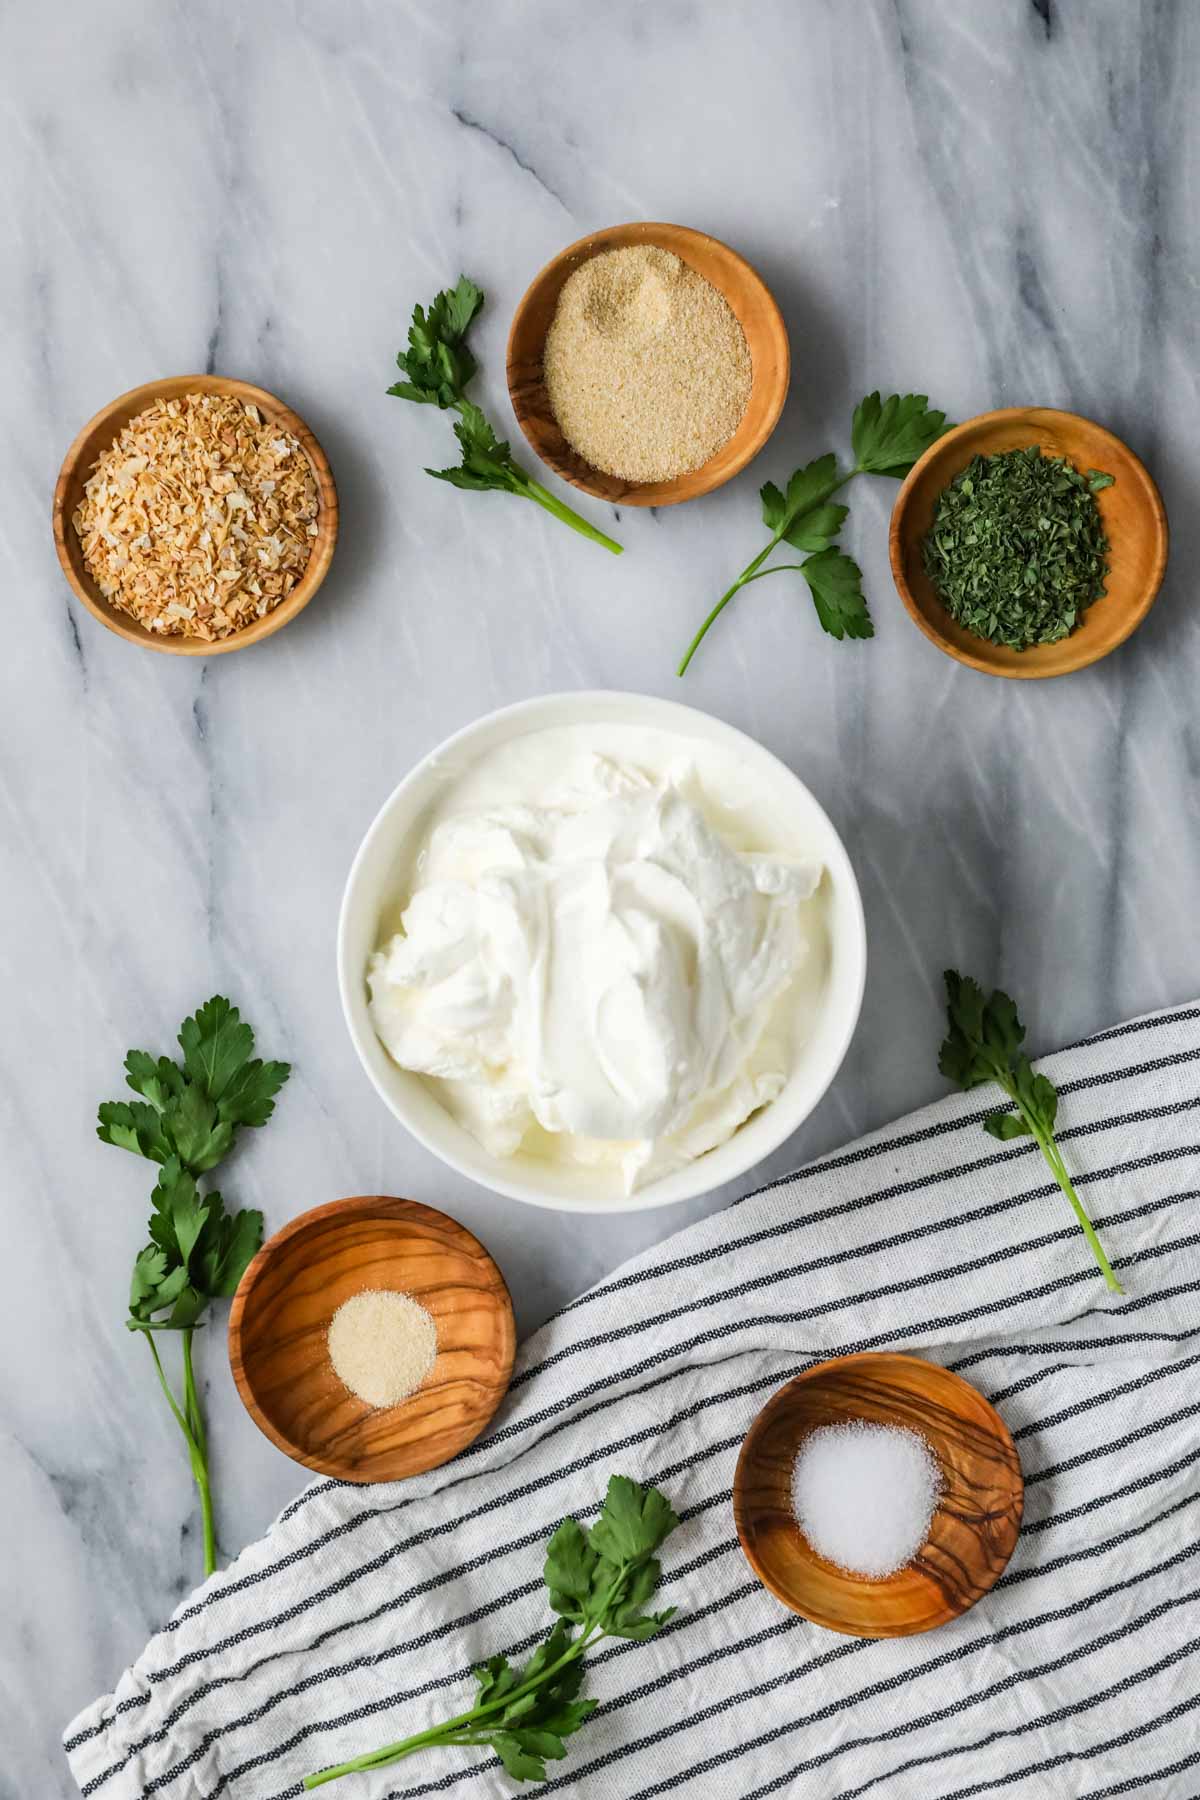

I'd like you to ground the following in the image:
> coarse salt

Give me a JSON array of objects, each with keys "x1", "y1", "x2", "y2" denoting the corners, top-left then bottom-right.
[{"x1": 791, "y1": 1421, "x2": 942, "y2": 1580}]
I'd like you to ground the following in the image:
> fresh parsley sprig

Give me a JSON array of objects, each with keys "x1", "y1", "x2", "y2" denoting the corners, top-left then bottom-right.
[
  {"x1": 677, "y1": 392, "x2": 950, "y2": 674},
  {"x1": 99, "y1": 997, "x2": 291, "y2": 1574},
  {"x1": 304, "y1": 1475, "x2": 680, "y2": 1790},
  {"x1": 99, "y1": 994, "x2": 289, "y2": 1171},
  {"x1": 390, "y1": 276, "x2": 623, "y2": 556},
  {"x1": 939, "y1": 972, "x2": 1122, "y2": 1294}
]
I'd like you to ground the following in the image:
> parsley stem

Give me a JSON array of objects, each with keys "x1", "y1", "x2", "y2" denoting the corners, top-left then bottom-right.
[
  {"x1": 143, "y1": 1330, "x2": 217, "y2": 1577},
  {"x1": 518, "y1": 475, "x2": 624, "y2": 555},
  {"x1": 181, "y1": 1327, "x2": 205, "y2": 1451},
  {"x1": 739, "y1": 564, "x2": 811, "y2": 583},
  {"x1": 677, "y1": 468, "x2": 860, "y2": 675},
  {"x1": 677, "y1": 539, "x2": 777, "y2": 675},
  {"x1": 303, "y1": 1623, "x2": 606, "y2": 1789},
  {"x1": 990, "y1": 1057, "x2": 1123, "y2": 1295},
  {"x1": 1029, "y1": 1119, "x2": 1123, "y2": 1294},
  {"x1": 181, "y1": 1329, "x2": 217, "y2": 1572}
]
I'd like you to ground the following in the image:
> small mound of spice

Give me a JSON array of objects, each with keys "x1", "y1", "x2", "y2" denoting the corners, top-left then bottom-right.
[
  {"x1": 327, "y1": 1289, "x2": 437, "y2": 1408},
  {"x1": 543, "y1": 245, "x2": 752, "y2": 484},
  {"x1": 72, "y1": 391, "x2": 319, "y2": 640},
  {"x1": 921, "y1": 446, "x2": 1114, "y2": 649},
  {"x1": 791, "y1": 1421, "x2": 942, "y2": 1580}
]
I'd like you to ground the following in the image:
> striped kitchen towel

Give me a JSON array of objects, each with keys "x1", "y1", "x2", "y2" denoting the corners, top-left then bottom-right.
[{"x1": 64, "y1": 1000, "x2": 1200, "y2": 1799}]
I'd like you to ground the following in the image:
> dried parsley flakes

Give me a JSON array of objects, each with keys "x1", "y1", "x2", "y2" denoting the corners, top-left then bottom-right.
[{"x1": 921, "y1": 446, "x2": 1114, "y2": 649}]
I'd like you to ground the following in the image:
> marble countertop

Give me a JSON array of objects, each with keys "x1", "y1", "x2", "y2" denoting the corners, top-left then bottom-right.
[{"x1": 4, "y1": 0, "x2": 1198, "y2": 1791}]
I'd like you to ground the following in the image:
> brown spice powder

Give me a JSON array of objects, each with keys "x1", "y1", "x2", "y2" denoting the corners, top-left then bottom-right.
[{"x1": 543, "y1": 246, "x2": 752, "y2": 484}]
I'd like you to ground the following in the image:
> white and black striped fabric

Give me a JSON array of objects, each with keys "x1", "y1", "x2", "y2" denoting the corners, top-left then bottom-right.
[{"x1": 64, "y1": 1001, "x2": 1200, "y2": 1799}]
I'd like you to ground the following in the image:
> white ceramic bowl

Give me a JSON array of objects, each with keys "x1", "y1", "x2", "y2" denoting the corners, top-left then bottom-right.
[{"x1": 338, "y1": 693, "x2": 866, "y2": 1214}]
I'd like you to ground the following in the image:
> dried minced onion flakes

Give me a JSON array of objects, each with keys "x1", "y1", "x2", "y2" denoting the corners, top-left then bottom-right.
[{"x1": 72, "y1": 392, "x2": 319, "y2": 640}]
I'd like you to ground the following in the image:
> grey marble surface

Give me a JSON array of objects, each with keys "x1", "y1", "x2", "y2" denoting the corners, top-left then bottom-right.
[{"x1": 3, "y1": 0, "x2": 1198, "y2": 1792}]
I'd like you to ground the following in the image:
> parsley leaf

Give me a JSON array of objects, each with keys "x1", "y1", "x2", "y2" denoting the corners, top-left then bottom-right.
[
  {"x1": 939, "y1": 972, "x2": 1121, "y2": 1293},
  {"x1": 194, "y1": 1193, "x2": 265, "y2": 1298},
  {"x1": 130, "y1": 1245, "x2": 169, "y2": 1312},
  {"x1": 155, "y1": 1157, "x2": 209, "y2": 1266},
  {"x1": 97, "y1": 1098, "x2": 172, "y2": 1163},
  {"x1": 851, "y1": 391, "x2": 951, "y2": 478},
  {"x1": 179, "y1": 996, "x2": 255, "y2": 1098},
  {"x1": 124, "y1": 1049, "x2": 184, "y2": 1112},
  {"x1": 678, "y1": 392, "x2": 950, "y2": 673},
  {"x1": 801, "y1": 549, "x2": 873, "y2": 641},
  {"x1": 493, "y1": 1736, "x2": 550, "y2": 1783},
  {"x1": 388, "y1": 276, "x2": 483, "y2": 407},
  {"x1": 760, "y1": 454, "x2": 841, "y2": 537},
  {"x1": 99, "y1": 995, "x2": 290, "y2": 1170},
  {"x1": 435, "y1": 275, "x2": 485, "y2": 343},
  {"x1": 304, "y1": 1474, "x2": 679, "y2": 1792},
  {"x1": 390, "y1": 277, "x2": 622, "y2": 554},
  {"x1": 128, "y1": 1157, "x2": 264, "y2": 1330},
  {"x1": 428, "y1": 400, "x2": 523, "y2": 494},
  {"x1": 543, "y1": 1517, "x2": 597, "y2": 1619},
  {"x1": 587, "y1": 1472, "x2": 678, "y2": 1571},
  {"x1": 782, "y1": 502, "x2": 849, "y2": 554},
  {"x1": 167, "y1": 1083, "x2": 234, "y2": 1173}
]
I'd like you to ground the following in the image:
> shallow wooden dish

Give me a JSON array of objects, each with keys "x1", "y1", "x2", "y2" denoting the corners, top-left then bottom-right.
[
  {"x1": 733, "y1": 1352, "x2": 1022, "y2": 1637},
  {"x1": 889, "y1": 406, "x2": 1167, "y2": 678},
  {"x1": 228, "y1": 1196, "x2": 515, "y2": 1483},
  {"x1": 52, "y1": 374, "x2": 338, "y2": 655},
  {"x1": 507, "y1": 222, "x2": 789, "y2": 508}
]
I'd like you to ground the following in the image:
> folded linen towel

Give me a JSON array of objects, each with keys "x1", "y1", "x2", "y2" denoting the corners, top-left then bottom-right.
[{"x1": 65, "y1": 1000, "x2": 1200, "y2": 1799}]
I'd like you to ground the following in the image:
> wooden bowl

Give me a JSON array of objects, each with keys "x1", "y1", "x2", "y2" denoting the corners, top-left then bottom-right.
[
  {"x1": 733, "y1": 1352, "x2": 1022, "y2": 1637},
  {"x1": 52, "y1": 374, "x2": 338, "y2": 655},
  {"x1": 228, "y1": 1195, "x2": 515, "y2": 1483},
  {"x1": 889, "y1": 406, "x2": 1167, "y2": 678},
  {"x1": 506, "y1": 222, "x2": 789, "y2": 507}
]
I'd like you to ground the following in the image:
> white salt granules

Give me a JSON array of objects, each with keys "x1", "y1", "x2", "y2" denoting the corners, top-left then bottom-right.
[
  {"x1": 791, "y1": 1421, "x2": 942, "y2": 1579},
  {"x1": 327, "y1": 1289, "x2": 438, "y2": 1409}
]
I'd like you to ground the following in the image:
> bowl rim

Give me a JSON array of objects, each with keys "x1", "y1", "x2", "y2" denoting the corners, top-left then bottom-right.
[
  {"x1": 227, "y1": 1192, "x2": 517, "y2": 1482},
  {"x1": 337, "y1": 690, "x2": 867, "y2": 1215},
  {"x1": 51, "y1": 372, "x2": 339, "y2": 656},
  {"x1": 732, "y1": 1350, "x2": 1025, "y2": 1636},
  {"x1": 888, "y1": 404, "x2": 1168, "y2": 680},
  {"x1": 506, "y1": 221, "x2": 790, "y2": 507}
]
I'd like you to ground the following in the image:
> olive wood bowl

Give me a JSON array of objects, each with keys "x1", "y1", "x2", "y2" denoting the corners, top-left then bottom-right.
[
  {"x1": 506, "y1": 221, "x2": 789, "y2": 507},
  {"x1": 228, "y1": 1195, "x2": 515, "y2": 1483},
  {"x1": 733, "y1": 1352, "x2": 1023, "y2": 1637},
  {"x1": 52, "y1": 374, "x2": 338, "y2": 655},
  {"x1": 889, "y1": 406, "x2": 1167, "y2": 678}
]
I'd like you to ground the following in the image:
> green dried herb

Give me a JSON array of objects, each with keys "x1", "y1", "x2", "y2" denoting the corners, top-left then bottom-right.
[{"x1": 921, "y1": 447, "x2": 1113, "y2": 649}]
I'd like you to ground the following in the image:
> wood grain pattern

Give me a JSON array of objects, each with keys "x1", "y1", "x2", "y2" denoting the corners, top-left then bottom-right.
[
  {"x1": 888, "y1": 406, "x2": 1167, "y2": 679},
  {"x1": 506, "y1": 221, "x2": 789, "y2": 508},
  {"x1": 733, "y1": 1352, "x2": 1023, "y2": 1638},
  {"x1": 228, "y1": 1195, "x2": 515, "y2": 1484},
  {"x1": 51, "y1": 373, "x2": 338, "y2": 656}
]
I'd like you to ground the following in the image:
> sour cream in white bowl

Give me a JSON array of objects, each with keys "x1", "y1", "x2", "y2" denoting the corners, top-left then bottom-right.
[{"x1": 338, "y1": 693, "x2": 866, "y2": 1214}]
